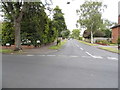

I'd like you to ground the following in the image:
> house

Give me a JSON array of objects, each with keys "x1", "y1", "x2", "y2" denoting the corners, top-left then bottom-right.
[
  {"x1": 111, "y1": 2, "x2": 120, "y2": 43},
  {"x1": 111, "y1": 4, "x2": 120, "y2": 43},
  {"x1": 111, "y1": 23, "x2": 120, "y2": 43}
]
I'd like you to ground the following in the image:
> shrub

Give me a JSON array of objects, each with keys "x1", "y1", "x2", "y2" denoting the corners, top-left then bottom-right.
[
  {"x1": 118, "y1": 37, "x2": 120, "y2": 44},
  {"x1": 96, "y1": 40, "x2": 110, "y2": 45},
  {"x1": 56, "y1": 39, "x2": 61, "y2": 45},
  {"x1": 79, "y1": 37, "x2": 83, "y2": 40}
]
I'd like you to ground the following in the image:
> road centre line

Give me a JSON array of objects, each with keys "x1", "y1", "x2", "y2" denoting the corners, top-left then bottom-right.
[{"x1": 74, "y1": 44, "x2": 84, "y2": 50}]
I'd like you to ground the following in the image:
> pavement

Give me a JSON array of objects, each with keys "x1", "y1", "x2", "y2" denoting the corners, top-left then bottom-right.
[
  {"x1": 95, "y1": 44, "x2": 118, "y2": 49},
  {"x1": 2, "y1": 39, "x2": 118, "y2": 88}
]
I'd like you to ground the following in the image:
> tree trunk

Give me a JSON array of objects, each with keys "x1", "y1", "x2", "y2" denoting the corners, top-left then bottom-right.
[
  {"x1": 14, "y1": 19, "x2": 22, "y2": 51},
  {"x1": 13, "y1": 5, "x2": 25, "y2": 51},
  {"x1": 91, "y1": 31, "x2": 94, "y2": 44}
]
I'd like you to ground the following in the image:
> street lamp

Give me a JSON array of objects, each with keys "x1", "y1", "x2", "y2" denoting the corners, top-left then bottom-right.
[{"x1": 67, "y1": 2, "x2": 70, "y2": 4}]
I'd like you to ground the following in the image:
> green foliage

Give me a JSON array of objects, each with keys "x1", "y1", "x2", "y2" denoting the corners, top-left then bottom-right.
[
  {"x1": 61, "y1": 30, "x2": 70, "y2": 39},
  {"x1": 83, "y1": 30, "x2": 106, "y2": 38},
  {"x1": 95, "y1": 40, "x2": 110, "y2": 45},
  {"x1": 71, "y1": 29, "x2": 80, "y2": 39},
  {"x1": 100, "y1": 19, "x2": 115, "y2": 38},
  {"x1": 2, "y1": 2, "x2": 58, "y2": 47},
  {"x1": 118, "y1": 37, "x2": 120, "y2": 44},
  {"x1": 79, "y1": 37, "x2": 83, "y2": 40},
  {"x1": 49, "y1": 40, "x2": 67, "y2": 49},
  {"x1": 94, "y1": 30, "x2": 105, "y2": 37},
  {"x1": 0, "y1": 22, "x2": 2, "y2": 33},
  {"x1": 53, "y1": 6, "x2": 67, "y2": 37},
  {"x1": 2, "y1": 22, "x2": 14, "y2": 45},
  {"x1": 57, "y1": 39, "x2": 61, "y2": 45},
  {"x1": 77, "y1": 1, "x2": 106, "y2": 43}
]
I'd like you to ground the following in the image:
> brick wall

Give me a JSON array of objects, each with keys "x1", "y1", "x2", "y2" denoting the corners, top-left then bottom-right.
[{"x1": 112, "y1": 28, "x2": 119, "y2": 43}]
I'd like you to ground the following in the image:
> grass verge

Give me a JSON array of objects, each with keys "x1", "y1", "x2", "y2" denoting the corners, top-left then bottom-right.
[
  {"x1": 109, "y1": 44, "x2": 118, "y2": 46},
  {"x1": 78, "y1": 40, "x2": 98, "y2": 46},
  {"x1": 0, "y1": 49, "x2": 23, "y2": 54},
  {"x1": 98, "y1": 47, "x2": 119, "y2": 53},
  {"x1": 49, "y1": 40, "x2": 67, "y2": 50},
  {"x1": 0, "y1": 49, "x2": 13, "y2": 53}
]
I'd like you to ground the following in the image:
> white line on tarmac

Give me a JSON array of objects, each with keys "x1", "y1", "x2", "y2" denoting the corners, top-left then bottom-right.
[
  {"x1": 38, "y1": 55, "x2": 46, "y2": 56},
  {"x1": 107, "y1": 57, "x2": 118, "y2": 60},
  {"x1": 92, "y1": 56, "x2": 103, "y2": 59},
  {"x1": 26, "y1": 55, "x2": 34, "y2": 56},
  {"x1": 85, "y1": 52, "x2": 103, "y2": 59},
  {"x1": 80, "y1": 48, "x2": 84, "y2": 50},
  {"x1": 81, "y1": 56, "x2": 91, "y2": 58},
  {"x1": 46, "y1": 55, "x2": 56, "y2": 56},
  {"x1": 70, "y1": 56, "x2": 79, "y2": 57}
]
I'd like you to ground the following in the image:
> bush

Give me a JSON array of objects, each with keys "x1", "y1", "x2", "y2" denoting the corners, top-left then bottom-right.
[
  {"x1": 96, "y1": 40, "x2": 110, "y2": 45},
  {"x1": 118, "y1": 37, "x2": 120, "y2": 44},
  {"x1": 56, "y1": 39, "x2": 61, "y2": 45},
  {"x1": 79, "y1": 37, "x2": 83, "y2": 40}
]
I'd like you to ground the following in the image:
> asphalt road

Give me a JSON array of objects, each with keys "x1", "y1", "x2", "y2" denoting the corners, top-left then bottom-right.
[{"x1": 2, "y1": 39, "x2": 118, "y2": 88}]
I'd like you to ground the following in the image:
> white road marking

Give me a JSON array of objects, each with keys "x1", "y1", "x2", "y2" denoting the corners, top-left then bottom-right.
[
  {"x1": 70, "y1": 56, "x2": 78, "y2": 57},
  {"x1": 26, "y1": 55, "x2": 34, "y2": 56},
  {"x1": 81, "y1": 56, "x2": 91, "y2": 58},
  {"x1": 107, "y1": 57, "x2": 118, "y2": 60},
  {"x1": 38, "y1": 55, "x2": 46, "y2": 56},
  {"x1": 85, "y1": 52, "x2": 93, "y2": 57},
  {"x1": 46, "y1": 55, "x2": 56, "y2": 56},
  {"x1": 92, "y1": 56, "x2": 103, "y2": 59},
  {"x1": 58, "y1": 55, "x2": 66, "y2": 57},
  {"x1": 80, "y1": 48, "x2": 84, "y2": 50},
  {"x1": 85, "y1": 52, "x2": 103, "y2": 59}
]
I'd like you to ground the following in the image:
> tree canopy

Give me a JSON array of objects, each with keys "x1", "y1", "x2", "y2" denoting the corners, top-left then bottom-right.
[
  {"x1": 1, "y1": 1, "x2": 58, "y2": 48},
  {"x1": 71, "y1": 29, "x2": 80, "y2": 39},
  {"x1": 76, "y1": 1, "x2": 107, "y2": 43},
  {"x1": 53, "y1": 6, "x2": 67, "y2": 37}
]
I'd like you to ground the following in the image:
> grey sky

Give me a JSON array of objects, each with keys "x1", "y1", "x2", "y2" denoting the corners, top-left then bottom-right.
[{"x1": 51, "y1": 0, "x2": 119, "y2": 30}]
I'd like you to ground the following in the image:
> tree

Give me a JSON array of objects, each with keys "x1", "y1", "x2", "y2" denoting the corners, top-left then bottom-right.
[
  {"x1": 1, "y1": 1, "x2": 28, "y2": 50},
  {"x1": 61, "y1": 30, "x2": 70, "y2": 39},
  {"x1": 2, "y1": 21, "x2": 14, "y2": 45},
  {"x1": 53, "y1": 6, "x2": 67, "y2": 37},
  {"x1": 71, "y1": 29, "x2": 80, "y2": 39},
  {"x1": 1, "y1": 0, "x2": 53, "y2": 51},
  {"x1": 101, "y1": 19, "x2": 117, "y2": 38},
  {"x1": 76, "y1": 1, "x2": 107, "y2": 43}
]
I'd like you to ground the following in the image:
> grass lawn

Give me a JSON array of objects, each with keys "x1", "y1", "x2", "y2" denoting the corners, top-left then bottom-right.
[
  {"x1": 79, "y1": 40, "x2": 98, "y2": 46},
  {"x1": 109, "y1": 44, "x2": 118, "y2": 46},
  {"x1": 49, "y1": 40, "x2": 67, "y2": 50},
  {"x1": 0, "y1": 48, "x2": 23, "y2": 54},
  {"x1": 0, "y1": 49, "x2": 13, "y2": 53},
  {"x1": 98, "y1": 47, "x2": 119, "y2": 53}
]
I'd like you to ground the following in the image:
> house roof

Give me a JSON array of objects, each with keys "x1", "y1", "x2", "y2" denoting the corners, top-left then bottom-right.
[{"x1": 111, "y1": 24, "x2": 120, "y2": 29}]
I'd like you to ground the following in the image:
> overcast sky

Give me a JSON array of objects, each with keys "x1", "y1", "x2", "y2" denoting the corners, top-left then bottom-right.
[{"x1": 49, "y1": 0, "x2": 119, "y2": 30}]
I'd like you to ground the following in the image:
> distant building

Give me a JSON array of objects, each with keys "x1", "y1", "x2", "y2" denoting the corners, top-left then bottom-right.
[
  {"x1": 111, "y1": 23, "x2": 120, "y2": 43},
  {"x1": 111, "y1": 2, "x2": 120, "y2": 43}
]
